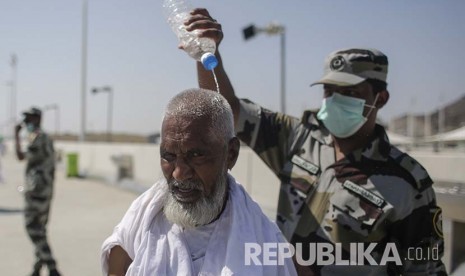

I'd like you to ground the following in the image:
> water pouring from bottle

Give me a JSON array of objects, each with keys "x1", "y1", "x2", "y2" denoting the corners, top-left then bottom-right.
[{"x1": 163, "y1": 0, "x2": 220, "y2": 93}]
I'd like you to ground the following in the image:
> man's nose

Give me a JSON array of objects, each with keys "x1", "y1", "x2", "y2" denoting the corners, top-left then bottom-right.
[{"x1": 172, "y1": 157, "x2": 193, "y2": 181}]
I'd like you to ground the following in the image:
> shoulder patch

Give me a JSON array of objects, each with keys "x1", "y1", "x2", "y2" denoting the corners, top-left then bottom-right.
[{"x1": 432, "y1": 208, "x2": 443, "y2": 238}]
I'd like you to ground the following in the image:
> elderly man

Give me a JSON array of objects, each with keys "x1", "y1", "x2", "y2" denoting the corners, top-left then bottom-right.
[
  {"x1": 186, "y1": 8, "x2": 447, "y2": 276},
  {"x1": 101, "y1": 89, "x2": 297, "y2": 276}
]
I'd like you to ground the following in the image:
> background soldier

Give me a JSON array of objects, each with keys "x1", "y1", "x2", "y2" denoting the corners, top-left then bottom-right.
[
  {"x1": 15, "y1": 107, "x2": 61, "y2": 276},
  {"x1": 187, "y1": 8, "x2": 447, "y2": 275}
]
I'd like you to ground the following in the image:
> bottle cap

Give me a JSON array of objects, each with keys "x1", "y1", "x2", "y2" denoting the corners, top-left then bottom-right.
[{"x1": 201, "y1": 53, "x2": 218, "y2": 70}]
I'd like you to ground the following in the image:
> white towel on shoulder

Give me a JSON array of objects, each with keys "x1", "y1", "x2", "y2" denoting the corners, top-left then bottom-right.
[{"x1": 101, "y1": 174, "x2": 297, "y2": 276}]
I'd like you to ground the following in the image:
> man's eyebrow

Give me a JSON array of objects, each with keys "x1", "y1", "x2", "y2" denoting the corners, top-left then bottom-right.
[{"x1": 186, "y1": 147, "x2": 211, "y2": 155}]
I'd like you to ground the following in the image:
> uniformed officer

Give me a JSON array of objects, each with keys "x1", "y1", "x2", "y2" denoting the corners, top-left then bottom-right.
[
  {"x1": 186, "y1": 8, "x2": 447, "y2": 275},
  {"x1": 15, "y1": 107, "x2": 61, "y2": 276}
]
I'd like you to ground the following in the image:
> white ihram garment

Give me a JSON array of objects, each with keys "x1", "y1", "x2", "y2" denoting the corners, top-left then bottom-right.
[{"x1": 101, "y1": 174, "x2": 296, "y2": 276}]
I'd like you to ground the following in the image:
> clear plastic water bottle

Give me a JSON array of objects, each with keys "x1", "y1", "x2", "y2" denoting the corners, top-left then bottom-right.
[{"x1": 163, "y1": 0, "x2": 218, "y2": 70}]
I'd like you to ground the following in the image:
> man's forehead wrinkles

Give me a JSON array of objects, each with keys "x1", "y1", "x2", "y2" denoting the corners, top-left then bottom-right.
[{"x1": 162, "y1": 135, "x2": 213, "y2": 152}]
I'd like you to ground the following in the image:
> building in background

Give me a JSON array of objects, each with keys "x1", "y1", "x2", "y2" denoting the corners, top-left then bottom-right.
[{"x1": 389, "y1": 95, "x2": 465, "y2": 137}]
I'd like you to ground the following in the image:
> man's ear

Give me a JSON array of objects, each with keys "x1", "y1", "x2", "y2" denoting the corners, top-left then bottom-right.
[
  {"x1": 227, "y1": 137, "x2": 240, "y2": 170},
  {"x1": 376, "y1": 90, "x2": 390, "y2": 109}
]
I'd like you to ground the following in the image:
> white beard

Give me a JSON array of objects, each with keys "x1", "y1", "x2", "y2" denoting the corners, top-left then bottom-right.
[{"x1": 163, "y1": 174, "x2": 228, "y2": 229}]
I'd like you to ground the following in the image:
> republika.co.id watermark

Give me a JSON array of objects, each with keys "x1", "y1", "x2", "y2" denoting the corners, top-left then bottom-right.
[{"x1": 244, "y1": 242, "x2": 440, "y2": 266}]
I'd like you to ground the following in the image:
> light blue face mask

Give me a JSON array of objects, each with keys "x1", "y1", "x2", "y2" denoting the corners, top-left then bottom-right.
[
  {"x1": 26, "y1": 123, "x2": 36, "y2": 133},
  {"x1": 317, "y1": 93, "x2": 378, "y2": 138}
]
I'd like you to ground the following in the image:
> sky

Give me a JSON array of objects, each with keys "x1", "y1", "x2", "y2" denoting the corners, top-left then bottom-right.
[{"x1": 0, "y1": 0, "x2": 464, "y2": 136}]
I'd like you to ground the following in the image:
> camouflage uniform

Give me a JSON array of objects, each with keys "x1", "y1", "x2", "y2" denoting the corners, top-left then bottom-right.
[
  {"x1": 23, "y1": 130, "x2": 58, "y2": 271},
  {"x1": 236, "y1": 99, "x2": 447, "y2": 275}
]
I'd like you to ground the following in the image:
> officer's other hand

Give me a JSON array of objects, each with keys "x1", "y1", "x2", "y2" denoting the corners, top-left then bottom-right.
[
  {"x1": 180, "y1": 8, "x2": 223, "y2": 49},
  {"x1": 15, "y1": 124, "x2": 22, "y2": 134}
]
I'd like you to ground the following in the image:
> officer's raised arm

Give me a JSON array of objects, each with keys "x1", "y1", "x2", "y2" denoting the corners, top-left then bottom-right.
[{"x1": 184, "y1": 8, "x2": 240, "y2": 125}]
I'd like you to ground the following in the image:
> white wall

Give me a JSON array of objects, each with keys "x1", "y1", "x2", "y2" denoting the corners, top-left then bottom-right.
[
  {"x1": 55, "y1": 141, "x2": 162, "y2": 184},
  {"x1": 54, "y1": 141, "x2": 281, "y2": 218},
  {"x1": 409, "y1": 151, "x2": 465, "y2": 183},
  {"x1": 54, "y1": 142, "x2": 465, "y2": 185},
  {"x1": 53, "y1": 142, "x2": 465, "y2": 220}
]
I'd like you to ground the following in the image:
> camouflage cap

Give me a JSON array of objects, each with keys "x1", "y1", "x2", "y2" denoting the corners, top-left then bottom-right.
[
  {"x1": 22, "y1": 106, "x2": 42, "y2": 117},
  {"x1": 311, "y1": 48, "x2": 388, "y2": 87}
]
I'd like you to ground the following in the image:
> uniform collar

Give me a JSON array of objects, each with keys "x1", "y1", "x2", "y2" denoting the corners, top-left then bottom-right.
[
  {"x1": 302, "y1": 110, "x2": 333, "y2": 145},
  {"x1": 345, "y1": 124, "x2": 391, "y2": 163},
  {"x1": 27, "y1": 128, "x2": 43, "y2": 142}
]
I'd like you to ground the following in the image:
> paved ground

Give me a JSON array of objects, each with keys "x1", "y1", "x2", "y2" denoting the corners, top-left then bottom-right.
[{"x1": 0, "y1": 153, "x2": 138, "y2": 276}]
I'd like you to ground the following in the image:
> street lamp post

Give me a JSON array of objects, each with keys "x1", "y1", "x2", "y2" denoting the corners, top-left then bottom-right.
[
  {"x1": 8, "y1": 54, "x2": 18, "y2": 139},
  {"x1": 80, "y1": 0, "x2": 88, "y2": 142},
  {"x1": 5, "y1": 82, "x2": 14, "y2": 139},
  {"x1": 243, "y1": 23, "x2": 286, "y2": 113},
  {"x1": 91, "y1": 86, "x2": 113, "y2": 142},
  {"x1": 43, "y1": 104, "x2": 60, "y2": 136}
]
